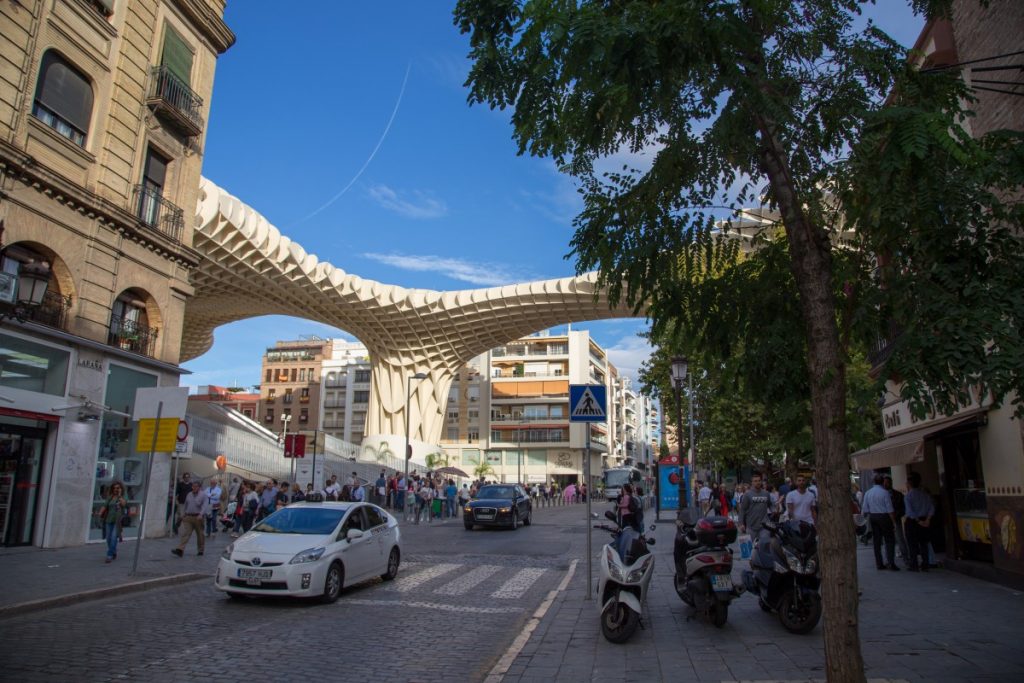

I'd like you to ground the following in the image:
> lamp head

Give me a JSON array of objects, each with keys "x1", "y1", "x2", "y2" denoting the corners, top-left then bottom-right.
[{"x1": 670, "y1": 356, "x2": 688, "y2": 383}]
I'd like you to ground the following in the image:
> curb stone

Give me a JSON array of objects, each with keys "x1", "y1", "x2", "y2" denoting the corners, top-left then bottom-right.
[{"x1": 0, "y1": 572, "x2": 207, "y2": 619}]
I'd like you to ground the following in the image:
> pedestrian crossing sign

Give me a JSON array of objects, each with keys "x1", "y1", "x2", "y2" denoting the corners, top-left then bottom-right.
[{"x1": 569, "y1": 384, "x2": 607, "y2": 422}]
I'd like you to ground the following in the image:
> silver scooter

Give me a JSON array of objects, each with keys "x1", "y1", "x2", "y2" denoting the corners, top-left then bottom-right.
[{"x1": 593, "y1": 510, "x2": 656, "y2": 643}]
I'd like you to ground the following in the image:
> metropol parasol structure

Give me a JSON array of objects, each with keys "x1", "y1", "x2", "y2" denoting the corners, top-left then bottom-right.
[{"x1": 184, "y1": 178, "x2": 645, "y2": 459}]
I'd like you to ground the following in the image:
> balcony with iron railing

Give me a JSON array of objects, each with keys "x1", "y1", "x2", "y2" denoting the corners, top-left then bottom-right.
[
  {"x1": 133, "y1": 184, "x2": 184, "y2": 242},
  {"x1": 22, "y1": 290, "x2": 72, "y2": 330},
  {"x1": 107, "y1": 314, "x2": 158, "y2": 357},
  {"x1": 146, "y1": 65, "x2": 204, "y2": 137},
  {"x1": 869, "y1": 320, "x2": 904, "y2": 370}
]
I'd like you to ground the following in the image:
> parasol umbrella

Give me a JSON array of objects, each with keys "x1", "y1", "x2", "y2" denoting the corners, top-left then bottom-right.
[{"x1": 435, "y1": 466, "x2": 470, "y2": 478}]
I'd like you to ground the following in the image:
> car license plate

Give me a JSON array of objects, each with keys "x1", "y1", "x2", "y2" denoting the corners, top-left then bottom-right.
[
  {"x1": 476, "y1": 513, "x2": 494, "y2": 520},
  {"x1": 238, "y1": 568, "x2": 272, "y2": 580},
  {"x1": 710, "y1": 574, "x2": 733, "y2": 592}
]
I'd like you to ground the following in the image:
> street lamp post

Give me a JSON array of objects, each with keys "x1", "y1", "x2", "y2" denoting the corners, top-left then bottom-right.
[
  {"x1": 670, "y1": 357, "x2": 691, "y2": 510},
  {"x1": 404, "y1": 372, "x2": 429, "y2": 495},
  {"x1": 281, "y1": 413, "x2": 292, "y2": 480},
  {"x1": 516, "y1": 419, "x2": 524, "y2": 485}
]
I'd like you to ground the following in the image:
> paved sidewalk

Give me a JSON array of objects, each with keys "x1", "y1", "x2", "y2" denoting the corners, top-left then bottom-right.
[
  {"x1": 0, "y1": 527, "x2": 230, "y2": 616},
  {"x1": 498, "y1": 519, "x2": 1024, "y2": 683}
]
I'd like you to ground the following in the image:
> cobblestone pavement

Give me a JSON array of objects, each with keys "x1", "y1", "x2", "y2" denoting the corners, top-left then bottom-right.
[
  {"x1": 0, "y1": 502, "x2": 592, "y2": 683},
  {"x1": 5, "y1": 501, "x2": 1020, "y2": 683},
  {"x1": 498, "y1": 514, "x2": 1024, "y2": 683}
]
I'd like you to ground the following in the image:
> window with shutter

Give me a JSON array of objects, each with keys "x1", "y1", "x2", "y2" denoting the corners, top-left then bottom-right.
[
  {"x1": 32, "y1": 51, "x2": 93, "y2": 146},
  {"x1": 161, "y1": 26, "x2": 193, "y2": 87}
]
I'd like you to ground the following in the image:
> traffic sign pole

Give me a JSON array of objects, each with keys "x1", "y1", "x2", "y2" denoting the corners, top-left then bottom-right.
[
  {"x1": 131, "y1": 400, "x2": 162, "y2": 576},
  {"x1": 585, "y1": 427, "x2": 592, "y2": 601}
]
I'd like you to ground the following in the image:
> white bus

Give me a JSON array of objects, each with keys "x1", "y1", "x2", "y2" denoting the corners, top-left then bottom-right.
[{"x1": 602, "y1": 466, "x2": 643, "y2": 501}]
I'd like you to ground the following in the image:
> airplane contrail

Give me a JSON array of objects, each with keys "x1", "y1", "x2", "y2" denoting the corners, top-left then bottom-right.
[{"x1": 290, "y1": 62, "x2": 412, "y2": 226}]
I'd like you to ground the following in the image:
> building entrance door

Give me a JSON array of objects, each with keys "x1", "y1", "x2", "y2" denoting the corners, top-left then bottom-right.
[{"x1": 0, "y1": 424, "x2": 48, "y2": 547}]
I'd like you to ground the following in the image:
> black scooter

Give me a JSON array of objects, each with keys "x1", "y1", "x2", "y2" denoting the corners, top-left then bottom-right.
[{"x1": 741, "y1": 515, "x2": 822, "y2": 634}]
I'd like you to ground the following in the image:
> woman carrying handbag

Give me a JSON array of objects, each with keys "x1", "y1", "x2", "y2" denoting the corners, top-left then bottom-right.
[{"x1": 98, "y1": 481, "x2": 128, "y2": 563}]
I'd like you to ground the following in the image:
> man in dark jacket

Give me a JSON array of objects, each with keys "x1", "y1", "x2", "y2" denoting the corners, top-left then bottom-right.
[{"x1": 884, "y1": 475, "x2": 910, "y2": 568}]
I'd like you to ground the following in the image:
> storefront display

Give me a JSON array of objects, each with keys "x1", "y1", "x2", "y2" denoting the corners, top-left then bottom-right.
[
  {"x1": 0, "y1": 418, "x2": 48, "y2": 546},
  {"x1": 89, "y1": 365, "x2": 157, "y2": 540}
]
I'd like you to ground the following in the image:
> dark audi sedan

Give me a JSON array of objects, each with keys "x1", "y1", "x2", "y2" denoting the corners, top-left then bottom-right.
[{"x1": 464, "y1": 484, "x2": 533, "y2": 530}]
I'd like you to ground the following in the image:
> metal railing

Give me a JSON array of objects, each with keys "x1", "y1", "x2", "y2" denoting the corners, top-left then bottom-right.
[
  {"x1": 869, "y1": 320, "x2": 904, "y2": 369},
  {"x1": 146, "y1": 65, "x2": 204, "y2": 136},
  {"x1": 23, "y1": 290, "x2": 72, "y2": 329},
  {"x1": 133, "y1": 184, "x2": 184, "y2": 242},
  {"x1": 107, "y1": 314, "x2": 158, "y2": 357}
]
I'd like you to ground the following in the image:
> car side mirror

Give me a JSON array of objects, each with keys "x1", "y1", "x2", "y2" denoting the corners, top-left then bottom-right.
[{"x1": 346, "y1": 528, "x2": 365, "y2": 541}]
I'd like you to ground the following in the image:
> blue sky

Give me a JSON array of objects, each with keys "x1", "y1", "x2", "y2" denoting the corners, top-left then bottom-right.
[{"x1": 185, "y1": 1, "x2": 925, "y2": 391}]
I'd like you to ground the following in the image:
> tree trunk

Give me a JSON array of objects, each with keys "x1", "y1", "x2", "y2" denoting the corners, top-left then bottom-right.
[{"x1": 756, "y1": 118, "x2": 865, "y2": 683}]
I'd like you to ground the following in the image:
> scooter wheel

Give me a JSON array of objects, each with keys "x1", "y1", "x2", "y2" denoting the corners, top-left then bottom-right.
[
  {"x1": 673, "y1": 573, "x2": 692, "y2": 604},
  {"x1": 778, "y1": 590, "x2": 821, "y2": 634},
  {"x1": 758, "y1": 597, "x2": 772, "y2": 613},
  {"x1": 711, "y1": 601, "x2": 729, "y2": 628},
  {"x1": 600, "y1": 602, "x2": 640, "y2": 643}
]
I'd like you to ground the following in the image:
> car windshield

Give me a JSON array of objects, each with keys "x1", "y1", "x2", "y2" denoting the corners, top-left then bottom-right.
[
  {"x1": 477, "y1": 485, "x2": 514, "y2": 499},
  {"x1": 253, "y1": 507, "x2": 346, "y2": 535}
]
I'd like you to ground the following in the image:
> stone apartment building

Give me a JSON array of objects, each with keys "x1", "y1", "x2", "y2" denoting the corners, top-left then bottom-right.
[
  {"x1": 258, "y1": 337, "x2": 328, "y2": 438},
  {"x1": 0, "y1": 0, "x2": 232, "y2": 547}
]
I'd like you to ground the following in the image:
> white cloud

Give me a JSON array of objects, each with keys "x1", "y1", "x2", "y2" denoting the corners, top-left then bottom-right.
[
  {"x1": 362, "y1": 252, "x2": 531, "y2": 287},
  {"x1": 605, "y1": 334, "x2": 654, "y2": 383},
  {"x1": 367, "y1": 185, "x2": 447, "y2": 219},
  {"x1": 593, "y1": 131, "x2": 666, "y2": 179}
]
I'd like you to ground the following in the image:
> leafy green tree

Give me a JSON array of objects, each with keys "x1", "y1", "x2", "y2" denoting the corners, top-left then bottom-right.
[{"x1": 455, "y1": 2, "x2": 1022, "y2": 679}]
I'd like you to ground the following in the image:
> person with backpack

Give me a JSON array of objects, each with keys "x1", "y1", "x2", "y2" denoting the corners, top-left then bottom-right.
[{"x1": 617, "y1": 483, "x2": 640, "y2": 531}]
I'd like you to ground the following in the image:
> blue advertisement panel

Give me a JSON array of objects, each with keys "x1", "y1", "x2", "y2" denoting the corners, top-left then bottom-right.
[{"x1": 658, "y1": 465, "x2": 680, "y2": 511}]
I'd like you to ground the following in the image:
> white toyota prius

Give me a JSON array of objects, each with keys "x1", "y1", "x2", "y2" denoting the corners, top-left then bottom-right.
[{"x1": 215, "y1": 499, "x2": 401, "y2": 603}]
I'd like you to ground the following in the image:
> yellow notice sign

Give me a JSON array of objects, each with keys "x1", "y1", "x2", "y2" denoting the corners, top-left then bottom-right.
[{"x1": 136, "y1": 418, "x2": 180, "y2": 452}]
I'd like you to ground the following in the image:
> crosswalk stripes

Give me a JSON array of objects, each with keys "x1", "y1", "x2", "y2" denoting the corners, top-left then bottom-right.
[
  {"x1": 433, "y1": 565, "x2": 502, "y2": 596},
  {"x1": 387, "y1": 561, "x2": 550, "y2": 600},
  {"x1": 387, "y1": 562, "x2": 461, "y2": 593},
  {"x1": 491, "y1": 567, "x2": 547, "y2": 600}
]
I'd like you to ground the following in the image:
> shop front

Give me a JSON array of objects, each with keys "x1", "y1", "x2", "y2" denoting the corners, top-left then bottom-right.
[
  {"x1": 0, "y1": 412, "x2": 55, "y2": 546},
  {"x1": 0, "y1": 331, "x2": 71, "y2": 547},
  {"x1": 854, "y1": 393, "x2": 1024, "y2": 585}
]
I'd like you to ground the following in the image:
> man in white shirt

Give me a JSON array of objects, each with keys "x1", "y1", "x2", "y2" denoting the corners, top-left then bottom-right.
[
  {"x1": 697, "y1": 481, "x2": 712, "y2": 514},
  {"x1": 786, "y1": 475, "x2": 817, "y2": 526},
  {"x1": 861, "y1": 473, "x2": 898, "y2": 571},
  {"x1": 325, "y1": 475, "x2": 341, "y2": 500}
]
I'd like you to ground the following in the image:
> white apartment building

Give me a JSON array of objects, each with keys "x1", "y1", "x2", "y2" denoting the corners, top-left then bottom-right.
[
  {"x1": 319, "y1": 341, "x2": 371, "y2": 445},
  {"x1": 439, "y1": 330, "x2": 653, "y2": 490}
]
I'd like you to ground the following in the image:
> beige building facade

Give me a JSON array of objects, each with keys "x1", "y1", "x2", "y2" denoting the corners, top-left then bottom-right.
[
  {"x1": 853, "y1": 2, "x2": 1024, "y2": 585},
  {"x1": 0, "y1": 0, "x2": 232, "y2": 547}
]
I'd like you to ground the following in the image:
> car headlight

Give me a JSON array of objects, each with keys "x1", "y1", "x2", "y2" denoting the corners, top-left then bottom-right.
[
  {"x1": 289, "y1": 547, "x2": 326, "y2": 564},
  {"x1": 605, "y1": 546, "x2": 626, "y2": 582},
  {"x1": 222, "y1": 542, "x2": 234, "y2": 560},
  {"x1": 499, "y1": 507, "x2": 511, "y2": 513},
  {"x1": 464, "y1": 506, "x2": 472, "y2": 512},
  {"x1": 625, "y1": 555, "x2": 654, "y2": 583}
]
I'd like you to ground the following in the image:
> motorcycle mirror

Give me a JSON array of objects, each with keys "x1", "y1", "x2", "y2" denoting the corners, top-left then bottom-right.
[
  {"x1": 590, "y1": 512, "x2": 599, "y2": 519},
  {"x1": 604, "y1": 510, "x2": 617, "y2": 522},
  {"x1": 649, "y1": 524, "x2": 656, "y2": 531},
  {"x1": 646, "y1": 538, "x2": 656, "y2": 546}
]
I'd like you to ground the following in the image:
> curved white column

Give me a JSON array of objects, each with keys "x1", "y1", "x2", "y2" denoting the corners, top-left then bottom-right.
[{"x1": 187, "y1": 178, "x2": 641, "y2": 450}]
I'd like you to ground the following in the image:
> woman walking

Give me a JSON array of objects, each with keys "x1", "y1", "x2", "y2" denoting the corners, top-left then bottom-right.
[{"x1": 98, "y1": 481, "x2": 128, "y2": 563}]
